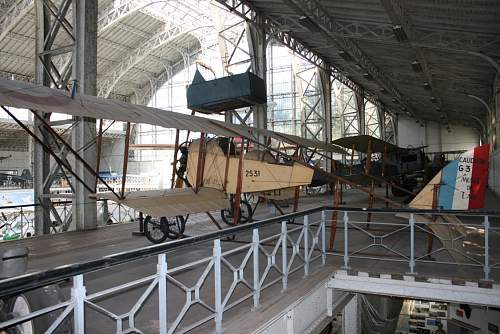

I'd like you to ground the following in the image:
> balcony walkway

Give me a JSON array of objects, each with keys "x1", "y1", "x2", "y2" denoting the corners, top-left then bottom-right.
[{"x1": 0, "y1": 188, "x2": 499, "y2": 333}]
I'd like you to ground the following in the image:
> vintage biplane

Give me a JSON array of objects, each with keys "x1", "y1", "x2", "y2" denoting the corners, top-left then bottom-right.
[
  {"x1": 0, "y1": 78, "x2": 360, "y2": 243},
  {"x1": 332, "y1": 134, "x2": 426, "y2": 196}
]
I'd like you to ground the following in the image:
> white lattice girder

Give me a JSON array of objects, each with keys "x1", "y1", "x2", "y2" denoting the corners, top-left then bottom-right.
[
  {"x1": 97, "y1": 25, "x2": 199, "y2": 97},
  {"x1": 0, "y1": 0, "x2": 34, "y2": 43},
  {"x1": 97, "y1": 0, "x2": 156, "y2": 35}
]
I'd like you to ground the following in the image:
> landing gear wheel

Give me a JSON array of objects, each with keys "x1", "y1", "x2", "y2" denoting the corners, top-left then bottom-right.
[
  {"x1": 165, "y1": 216, "x2": 187, "y2": 239},
  {"x1": 0, "y1": 285, "x2": 72, "y2": 333},
  {"x1": 221, "y1": 199, "x2": 253, "y2": 226},
  {"x1": 144, "y1": 216, "x2": 168, "y2": 244}
]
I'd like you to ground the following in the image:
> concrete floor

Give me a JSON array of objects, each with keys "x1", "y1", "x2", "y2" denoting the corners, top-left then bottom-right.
[{"x1": 1, "y1": 187, "x2": 499, "y2": 333}]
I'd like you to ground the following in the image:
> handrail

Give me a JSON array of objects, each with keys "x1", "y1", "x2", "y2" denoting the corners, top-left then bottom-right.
[{"x1": 0, "y1": 205, "x2": 498, "y2": 297}]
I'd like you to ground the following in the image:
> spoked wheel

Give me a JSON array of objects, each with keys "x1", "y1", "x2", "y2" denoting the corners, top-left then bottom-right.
[
  {"x1": 144, "y1": 216, "x2": 188, "y2": 244},
  {"x1": 221, "y1": 197, "x2": 253, "y2": 226},
  {"x1": 144, "y1": 216, "x2": 168, "y2": 244},
  {"x1": 165, "y1": 215, "x2": 187, "y2": 239}
]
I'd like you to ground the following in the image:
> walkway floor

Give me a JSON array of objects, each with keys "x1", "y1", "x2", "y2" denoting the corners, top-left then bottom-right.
[{"x1": 1, "y1": 188, "x2": 499, "y2": 333}]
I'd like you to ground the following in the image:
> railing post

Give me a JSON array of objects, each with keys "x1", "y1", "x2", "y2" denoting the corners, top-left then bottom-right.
[
  {"x1": 342, "y1": 211, "x2": 350, "y2": 269},
  {"x1": 281, "y1": 221, "x2": 288, "y2": 290},
  {"x1": 72, "y1": 274, "x2": 86, "y2": 334},
  {"x1": 409, "y1": 214, "x2": 415, "y2": 275},
  {"x1": 321, "y1": 210, "x2": 326, "y2": 265},
  {"x1": 157, "y1": 254, "x2": 168, "y2": 334},
  {"x1": 213, "y1": 239, "x2": 223, "y2": 333},
  {"x1": 304, "y1": 215, "x2": 309, "y2": 276},
  {"x1": 252, "y1": 228, "x2": 260, "y2": 309},
  {"x1": 118, "y1": 203, "x2": 122, "y2": 223},
  {"x1": 484, "y1": 215, "x2": 490, "y2": 281}
]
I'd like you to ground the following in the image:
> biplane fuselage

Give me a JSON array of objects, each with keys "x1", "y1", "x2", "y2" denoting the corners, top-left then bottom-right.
[{"x1": 185, "y1": 139, "x2": 315, "y2": 195}]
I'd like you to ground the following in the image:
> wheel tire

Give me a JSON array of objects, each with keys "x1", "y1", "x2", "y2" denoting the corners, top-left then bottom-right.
[
  {"x1": 1, "y1": 285, "x2": 72, "y2": 334},
  {"x1": 165, "y1": 216, "x2": 184, "y2": 240},
  {"x1": 144, "y1": 216, "x2": 168, "y2": 244},
  {"x1": 221, "y1": 200, "x2": 253, "y2": 226}
]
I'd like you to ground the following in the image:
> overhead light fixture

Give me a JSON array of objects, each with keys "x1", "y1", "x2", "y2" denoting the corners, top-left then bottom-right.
[
  {"x1": 392, "y1": 98, "x2": 399, "y2": 104},
  {"x1": 423, "y1": 83, "x2": 432, "y2": 90},
  {"x1": 380, "y1": 88, "x2": 388, "y2": 94},
  {"x1": 339, "y1": 51, "x2": 353, "y2": 62},
  {"x1": 411, "y1": 61, "x2": 423, "y2": 72},
  {"x1": 439, "y1": 114, "x2": 445, "y2": 119},
  {"x1": 416, "y1": 119, "x2": 420, "y2": 124},
  {"x1": 430, "y1": 97, "x2": 438, "y2": 103},
  {"x1": 435, "y1": 107, "x2": 441, "y2": 112},
  {"x1": 363, "y1": 73, "x2": 374, "y2": 81},
  {"x1": 393, "y1": 25, "x2": 408, "y2": 42},
  {"x1": 298, "y1": 16, "x2": 321, "y2": 33},
  {"x1": 420, "y1": 123, "x2": 425, "y2": 127}
]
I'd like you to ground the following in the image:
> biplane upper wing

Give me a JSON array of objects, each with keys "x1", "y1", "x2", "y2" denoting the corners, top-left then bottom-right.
[
  {"x1": 0, "y1": 78, "x2": 347, "y2": 155},
  {"x1": 332, "y1": 135, "x2": 400, "y2": 154},
  {"x1": 98, "y1": 187, "x2": 228, "y2": 218}
]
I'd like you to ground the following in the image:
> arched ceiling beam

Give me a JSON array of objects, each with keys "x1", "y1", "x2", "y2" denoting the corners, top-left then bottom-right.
[
  {"x1": 0, "y1": 0, "x2": 34, "y2": 44},
  {"x1": 98, "y1": 25, "x2": 201, "y2": 98},
  {"x1": 97, "y1": 0, "x2": 163, "y2": 35},
  {"x1": 134, "y1": 48, "x2": 202, "y2": 105}
]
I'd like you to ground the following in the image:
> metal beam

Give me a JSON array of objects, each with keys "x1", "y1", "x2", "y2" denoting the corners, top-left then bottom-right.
[
  {"x1": 0, "y1": 0, "x2": 34, "y2": 44},
  {"x1": 97, "y1": 25, "x2": 198, "y2": 97},
  {"x1": 284, "y1": 0, "x2": 416, "y2": 117},
  {"x1": 269, "y1": 14, "x2": 500, "y2": 54},
  {"x1": 71, "y1": 0, "x2": 98, "y2": 231},
  {"x1": 33, "y1": 0, "x2": 51, "y2": 235},
  {"x1": 329, "y1": 272, "x2": 500, "y2": 308},
  {"x1": 216, "y1": 0, "x2": 398, "y2": 119},
  {"x1": 246, "y1": 15, "x2": 267, "y2": 134},
  {"x1": 380, "y1": 0, "x2": 449, "y2": 124}
]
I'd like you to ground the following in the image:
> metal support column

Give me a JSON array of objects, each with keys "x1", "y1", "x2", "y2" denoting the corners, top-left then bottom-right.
[
  {"x1": 319, "y1": 64, "x2": 332, "y2": 172},
  {"x1": 72, "y1": 0, "x2": 98, "y2": 230},
  {"x1": 246, "y1": 15, "x2": 267, "y2": 137},
  {"x1": 355, "y1": 91, "x2": 366, "y2": 136},
  {"x1": 34, "y1": 0, "x2": 52, "y2": 235}
]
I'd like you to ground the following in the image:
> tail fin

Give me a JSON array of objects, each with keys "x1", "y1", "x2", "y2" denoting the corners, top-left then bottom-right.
[{"x1": 409, "y1": 144, "x2": 490, "y2": 210}]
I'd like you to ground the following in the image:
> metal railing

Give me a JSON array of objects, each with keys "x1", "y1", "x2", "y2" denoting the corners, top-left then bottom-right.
[
  {"x1": 0, "y1": 200, "x2": 139, "y2": 239},
  {"x1": 0, "y1": 206, "x2": 498, "y2": 333},
  {"x1": 324, "y1": 209, "x2": 499, "y2": 282}
]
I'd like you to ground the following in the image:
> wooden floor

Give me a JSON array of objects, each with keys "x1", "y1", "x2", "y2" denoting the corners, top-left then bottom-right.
[
  {"x1": 1, "y1": 187, "x2": 499, "y2": 276},
  {"x1": 1, "y1": 188, "x2": 499, "y2": 333}
]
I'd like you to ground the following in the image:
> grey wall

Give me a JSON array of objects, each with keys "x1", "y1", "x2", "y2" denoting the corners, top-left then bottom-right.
[
  {"x1": 397, "y1": 117, "x2": 479, "y2": 152},
  {"x1": 489, "y1": 149, "x2": 500, "y2": 196}
]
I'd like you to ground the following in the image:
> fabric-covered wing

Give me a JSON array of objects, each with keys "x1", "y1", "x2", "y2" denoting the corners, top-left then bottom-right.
[
  {"x1": 333, "y1": 135, "x2": 399, "y2": 153},
  {"x1": 98, "y1": 187, "x2": 228, "y2": 217},
  {"x1": 0, "y1": 78, "x2": 346, "y2": 154}
]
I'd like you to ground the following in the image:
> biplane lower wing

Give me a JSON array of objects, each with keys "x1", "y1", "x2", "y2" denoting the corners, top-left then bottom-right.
[{"x1": 98, "y1": 187, "x2": 228, "y2": 218}]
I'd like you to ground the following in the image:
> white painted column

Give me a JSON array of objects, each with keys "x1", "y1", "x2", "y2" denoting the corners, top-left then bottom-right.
[{"x1": 343, "y1": 294, "x2": 360, "y2": 334}]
